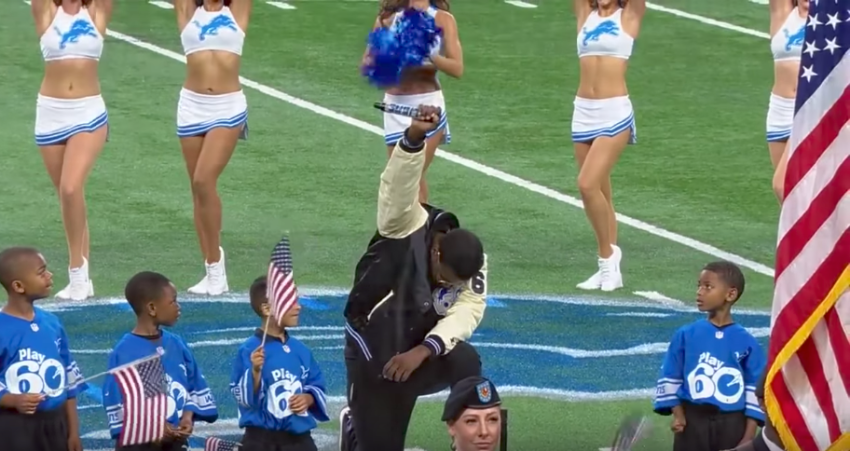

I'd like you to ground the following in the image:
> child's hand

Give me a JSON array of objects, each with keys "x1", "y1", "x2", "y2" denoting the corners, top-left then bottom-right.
[
  {"x1": 163, "y1": 423, "x2": 181, "y2": 440},
  {"x1": 250, "y1": 346, "x2": 265, "y2": 373},
  {"x1": 288, "y1": 393, "x2": 314, "y2": 414},
  {"x1": 671, "y1": 414, "x2": 686, "y2": 433},
  {"x1": 12, "y1": 393, "x2": 44, "y2": 414},
  {"x1": 176, "y1": 412, "x2": 194, "y2": 437}
]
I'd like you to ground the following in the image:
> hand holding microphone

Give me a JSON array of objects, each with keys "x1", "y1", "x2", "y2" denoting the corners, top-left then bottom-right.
[{"x1": 375, "y1": 102, "x2": 442, "y2": 141}]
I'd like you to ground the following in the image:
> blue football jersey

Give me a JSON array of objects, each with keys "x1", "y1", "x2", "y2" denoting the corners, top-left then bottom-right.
[
  {"x1": 102, "y1": 330, "x2": 218, "y2": 439},
  {"x1": 654, "y1": 319, "x2": 765, "y2": 423},
  {"x1": 0, "y1": 308, "x2": 87, "y2": 411},
  {"x1": 230, "y1": 330, "x2": 329, "y2": 434}
]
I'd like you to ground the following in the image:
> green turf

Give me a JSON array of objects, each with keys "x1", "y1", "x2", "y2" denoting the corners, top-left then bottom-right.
[{"x1": 1, "y1": 0, "x2": 782, "y2": 449}]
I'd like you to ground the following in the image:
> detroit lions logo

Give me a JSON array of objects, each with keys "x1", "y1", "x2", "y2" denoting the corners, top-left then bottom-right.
[
  {"x1": 432, "y1": 286, "x2": 461, "y2": 316},
  {"x1": 582, "y1": 20, "x2": 619, "y2": 46},
  {"x1": 783, "y1": 25, "x2": 805, "y2": 51},
  {"x1": 193, "y1": 15, "x2": 238, "y2": 41},
  {"x1": 54, "y1": 19, "x2": 98, "y2": 50}
]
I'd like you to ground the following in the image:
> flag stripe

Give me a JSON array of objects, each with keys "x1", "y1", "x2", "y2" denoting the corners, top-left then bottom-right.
[
  {"x1": 770, "y1": 230, "x2": 850, "y2": 358},
  {"x1": 780, "y1": 126, "x2": 850, "y2": 238},
  {"x1": 824, "y1": 309, "x2": 850, "y2": 397},
  {"x1": 774, "y1": 187, "x2": 850, "y2": 310},
  {"x1": 796, "y1": 337, "x2": 842, "y2": 443},
  {"x1": 783, "y1": 86, "x2": 850, "y2": 202},
  {"x1": 776, "y1": 156, "x2": 850, "y2": 278},
  {"x1": 813, "y1": 318, "x2": 850, "y2": 434},
  {"x1": 773, "y1": 364, "x2": 821, "y2": 451}
]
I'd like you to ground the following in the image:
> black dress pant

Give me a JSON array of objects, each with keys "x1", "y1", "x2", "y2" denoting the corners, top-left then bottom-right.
[
  {"x1": 0, "y1": 405, "x2": 69, "y2": 451},
  {"x1": 673, "y1": 402, "x2": 748, "y2": 451},
  {"x1": 240, "y1": 426, "x2": 318, "y2": 451},
  {"x1": 116, "y1": 438, "x2": 187, "y2": 451},
  {"x1": 345, "y1": 340, "x2": 482, "y2": 451}
]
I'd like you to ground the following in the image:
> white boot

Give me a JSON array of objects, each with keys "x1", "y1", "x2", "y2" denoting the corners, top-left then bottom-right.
[{"x1": 55, "y1": 257, "x2": 93, "y2": 301}]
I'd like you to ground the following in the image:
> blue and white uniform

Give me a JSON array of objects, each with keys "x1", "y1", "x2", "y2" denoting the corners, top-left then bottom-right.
[
  {"x1": 178, "y1": 6, "x2": 248, "y2": 139},
  {"x1": 653, "y1": 319, "x2": 766, "y2": 424},
  {"x1": 230, "y1": 330, "x2": 329, "y2": 437},
  {"x1": 382, "y1": 6, "x2": 451, "y2": 147},
  {"x1": 0, "y1": 308, "x2": 87, "y2": 411},
  {"x1": 35, "y1": 7, "x2": 107, "y2": 147},
  {"x1": 572, "y1": 8, "x2": 637, "y2": 144},
  {"x1": 102, "y1": 331, "x2": 218, "y2": 441},
  {"x1": 767, "y1": 8, "x2": 806, "y2": 143}
]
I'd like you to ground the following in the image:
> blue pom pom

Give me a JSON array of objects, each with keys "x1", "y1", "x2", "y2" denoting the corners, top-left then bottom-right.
[{"x1": 361, "y1": 9, "x2": 443, "y2": 89}]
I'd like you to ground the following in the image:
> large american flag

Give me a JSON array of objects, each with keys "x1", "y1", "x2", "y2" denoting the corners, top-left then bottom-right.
[
  {"x1": 267, "y1": 235, "x2": 299, "y2": 325},
  {"x1": 765, "y1": 1, "x2": 850, "y2": 450},
  {"x1": 115, "y1": 356, "x2": 168, "y2": 447},
  {"x1": 205, "y1": 437, "x2": 241, "y2": 451}
]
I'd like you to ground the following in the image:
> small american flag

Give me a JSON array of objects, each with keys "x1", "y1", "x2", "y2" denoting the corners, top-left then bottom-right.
[
  {"x1": 610, "y1": 414, "x2": 650, "y2": 451},
  {"x1": 205, "y1": 436, "x2": 241, "y2": 451},
  {"x1": 766, "y1": 1, "x2": 850, "y2": 450},
  {"x1": 115, "y1": 356, "x2": 168, "y2": 447},
  {"x1": 267, "y1": 235, "x2": 299, "y2": 325}
]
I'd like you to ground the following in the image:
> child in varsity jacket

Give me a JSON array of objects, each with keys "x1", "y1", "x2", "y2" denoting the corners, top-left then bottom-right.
[
  {"x1": 102, "y1": 271, "x2": 218, "y2": 451},
  {"x1": 653, "y1": 261, "x2": 766, "y2": 451},
  {"x1": 230, "y1": 276, "x2": 329, "y2": 451}
]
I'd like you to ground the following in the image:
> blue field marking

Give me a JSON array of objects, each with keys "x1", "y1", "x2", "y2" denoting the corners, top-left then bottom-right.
[{"x1": 54, "y1": 291, "x2": 770, "y2": 449}]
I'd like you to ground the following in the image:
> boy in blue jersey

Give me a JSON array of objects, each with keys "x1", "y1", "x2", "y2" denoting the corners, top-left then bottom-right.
[
  {"x1": 102, "y1": 271, "x2": 218, "y2": 451},
  {"x1": 0, "y1": 246, "x2": 88, "y2": 451},
  {"x1": 229, "y1": 276, "x2": 330, "y2": 451},
  {"x1": 654, "y1": 261, "x2": 766, "y2": 451}
]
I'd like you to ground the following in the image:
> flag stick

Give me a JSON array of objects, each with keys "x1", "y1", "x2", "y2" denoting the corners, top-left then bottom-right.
[{"x1": 260, "y1": 314, "x2": 272, "y2": 347}]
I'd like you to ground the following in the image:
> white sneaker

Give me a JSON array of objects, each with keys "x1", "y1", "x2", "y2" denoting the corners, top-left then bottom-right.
[
  {"x1": 189, "y1": 247, "x2": 230, "y2": 296},
  {"x1": 187, "y1": 276, "x2": 209, "y2": 295},
  {"x1": 576, "y1": 245, "x2": 624, "y2": 291},
  {"x1": 576, "y1": 270, "x2": 603, "y2": 290},
  {"x1": 55, "y1": 258, "x2": 93, "y2": 301},
  {"x1": 599, "y1": 245, "x2": 624, "y2": 292}
]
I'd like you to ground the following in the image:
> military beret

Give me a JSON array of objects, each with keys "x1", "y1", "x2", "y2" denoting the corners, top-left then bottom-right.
[{"x1": 442, "y1": 376, "x2": 501, "y2": 422}]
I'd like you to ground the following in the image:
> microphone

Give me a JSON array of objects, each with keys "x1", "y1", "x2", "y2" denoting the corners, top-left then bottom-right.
[{"x1": 373, "y1": 102, "x2": 442, "y2": 120}]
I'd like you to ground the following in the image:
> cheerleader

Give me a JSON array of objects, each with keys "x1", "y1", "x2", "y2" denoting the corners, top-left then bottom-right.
[
  {"x1": 572, "y1": 0, "x2": 645, "y2": 292},
  {"x1": 366, "y1": 0, "x2": 463, "y2": 203},
  {"x1": 31, "y1": 0, "x2": 112, "y2": 301},
  {"x1": 768, "y1": 0, "x2": 807, "y2": 202},
  {"x1": 175, "y1": 0, "x2": 251, "y2": 295}
]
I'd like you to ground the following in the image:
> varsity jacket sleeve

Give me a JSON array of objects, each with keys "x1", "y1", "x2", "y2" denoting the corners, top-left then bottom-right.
[
  {"x1": 377, "y1": 134, "x2": 429, "y2": 239},
  {"x1": 423, "y1": 254, "x2": 488, "y2": 356}
]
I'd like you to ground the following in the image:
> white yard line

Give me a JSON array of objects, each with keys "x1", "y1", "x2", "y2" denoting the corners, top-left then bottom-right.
[
  {"x1": 148, "y1": 1, "x2": 174, "y2": 10},
  {"x1": 633, "y1": 290, "x2": 688, "y2": 308},
  {"x1": 646, "y1": 2, "x2": 769, "y2": 39},
  {"x1": 267, "y1": 1, "x2": 297, "y2": 10},
  {"x1": 504, "y1": 0, "x2": 538, "y2": 8}
]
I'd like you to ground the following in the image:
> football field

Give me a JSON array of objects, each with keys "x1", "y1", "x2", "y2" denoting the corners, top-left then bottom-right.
[{"x1": 1, "y1": 0, "x2": 780, "y2": 449}]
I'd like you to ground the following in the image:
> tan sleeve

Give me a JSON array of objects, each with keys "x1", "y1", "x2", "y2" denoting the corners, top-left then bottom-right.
[
  {"x1": 377, "y1": 143, "x2": 429, "y2": 239},
  {"x1": 424, "y1": 254, "x2": 488, "y2": 355}
]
